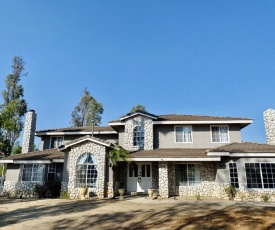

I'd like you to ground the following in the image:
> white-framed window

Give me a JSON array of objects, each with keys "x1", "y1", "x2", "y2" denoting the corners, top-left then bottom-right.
[
  {"x1": 211, "y1": 125, "x2": 229, "y2": 143},
  {"x1": 47, "y1": 164, "x2": 56, "y2": 181},
  {"x1": 76, "y1": 153, "x2": 98, "y2": 188},
  {"x1": 22, "y1": 164, "x2": 44, "y2": 182},
  {"x1": 229, "y1": 163, "x2": 239, "y2": 188},
  {"x1": 133, "y1": 126, "x2": 144, "y2": 148},
  {"x1": 175, "y1": 164, "x2": 201, "y2": 186},
  {"x1": 50, "y1": 136, "x2": 64, "y2": 148},
  {"x1": 175, "y1": 126, "x2": 193, "y2": 143},
  {"x1": 245, "y1": 163, "x2": 275, "y2": 189}
]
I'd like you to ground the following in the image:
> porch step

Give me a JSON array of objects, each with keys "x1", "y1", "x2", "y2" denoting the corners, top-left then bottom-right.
[{"x1": 130, "y1": 192, "x2": 144, "y2": 196}]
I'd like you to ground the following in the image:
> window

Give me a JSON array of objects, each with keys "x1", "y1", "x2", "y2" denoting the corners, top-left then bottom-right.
[
  {"x1": 133, "y1": 126, "x2": 144, "y2": 148},
  {"x1": 245, "y1": 163, "x2": 275, "y2": 189},
  {"x1": 76, "y1": 153, "x2": 98, "y2": 188},
  {"x1": 22, "y1": 164, "x2": 44, "y2": 182},
  {"x1": 47, "y1": 164, "x2": 56, "y2": 181},
  {"x1": 175, "y1": 164, "x2": 201, "y2": 186},
  {"x1": 175, "y1": 126, "x2": 192, "y2": 143},
  {"x1": 211, "y1": 126, "x2": 229, "y2": 143},
  {"x1": 50, "y1": 136, "x2": 64, "y2": 148},
  {"x1": 229, "y1": 163, "x2": 239, "y2": 188}
]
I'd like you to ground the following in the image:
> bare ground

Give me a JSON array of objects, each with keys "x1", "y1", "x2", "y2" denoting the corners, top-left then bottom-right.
[{"x1": 0, "y1": 197, "x2": 275, "y2": 230}]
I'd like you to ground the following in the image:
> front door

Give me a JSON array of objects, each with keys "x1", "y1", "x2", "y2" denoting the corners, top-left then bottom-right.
[{"x1": 127, "y1": 162, "x2": 152, "y2": 193}]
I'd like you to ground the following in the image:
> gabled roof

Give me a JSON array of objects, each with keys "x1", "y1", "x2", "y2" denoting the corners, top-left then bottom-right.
[
  {"x1": 35, "y1": 126, "x2": 116, "y2": 136},
  {"x1": 119, "y1": 111, "x2": 158, "y2": 121},
  {"x1": 207, "y1": 142, "x2": 275, "y2": 157},
  {"x1": 109, "y1": 113, "x2": 253, "y2": 128},
  {"x1": 58, "y1": 135, "x2": 113, "y2": 151},
  {"x1": 0, "y1": 148, "x2": 64, "y2": 163}
]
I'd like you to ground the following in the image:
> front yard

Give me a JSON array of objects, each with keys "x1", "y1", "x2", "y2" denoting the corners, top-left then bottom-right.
[{"x1": 0, "y1": 197, "x2": 275, "y2": 229}]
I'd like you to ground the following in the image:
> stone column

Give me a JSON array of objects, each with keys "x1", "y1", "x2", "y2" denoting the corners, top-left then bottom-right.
[
  {"x1": 159, "y1": 161, "x2": 169, "y2": 198},
  {"x1": 263, "y1": 109, "x2": 275, "y2": 145},
  {"x1": 22, "y1": 110, "x2": 37, "y2": 153}
]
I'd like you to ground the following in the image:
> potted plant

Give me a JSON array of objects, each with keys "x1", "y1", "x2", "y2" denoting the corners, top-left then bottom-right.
[
  {"x1": 118, "y1": 181, "x2": 125, "y2": 199},
  {"x1": 147, "y1": 187, "x2": 154, "y2": 200},
  {"x1": 79, "y1": 184, "x2": 88, "y2": 200}
]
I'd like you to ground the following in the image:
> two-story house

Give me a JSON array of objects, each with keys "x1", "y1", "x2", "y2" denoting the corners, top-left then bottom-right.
[{"x1": 1, "y1": 109, "x2": 275, "y2": 201}]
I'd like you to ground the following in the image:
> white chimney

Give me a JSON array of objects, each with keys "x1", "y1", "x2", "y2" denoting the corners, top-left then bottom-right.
[
  {"x1": 22, "y1": 110, "x2": 37, "y2": 153},
  {"x1": 263, "y1": 109, "x2": 275, "y2": 145}
]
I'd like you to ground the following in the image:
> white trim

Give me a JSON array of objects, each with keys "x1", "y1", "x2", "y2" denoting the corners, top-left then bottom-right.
[
  {"x1": 174, "y1": 125, "x2": 193, "y2": 143},
  {"x1": 129, "y1": 157, "x2": 220, "y2": 161},
  {"x1": 108, "y1": 120, "x2": 253, "y2": 126},
  {"x1": 120, "y1": 112, "x2": 158, "y2": 121},
  {"x1": 0, "y1": 160, "x2": 13, "y2": 163},
  {"x1": 14, "y1": 160, "x2": 51, "y2": 164},
  {"x1": 154, "y1": 120, "x2": 253, "y2": 125},
  {"x1": 35, "y1": 131, "x2": 117, "y2": 136},
  {"x1": 207, "y1": 152, "x2": 231, "y2": 156},
  {"x1": 52, "y1": 159, "x2": 64, "y2": 163},
  {"x1": 231, "y1": 153, "x2": 275, "y2": 157},
  {"x1": 58, "y1": 137, "x2": 112, "y2": 151},
  {"x1": 210, "y1": 125, "x2": 230, "y2": 143}
]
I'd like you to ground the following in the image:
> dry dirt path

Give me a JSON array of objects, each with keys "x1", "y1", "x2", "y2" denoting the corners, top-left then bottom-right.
[{"x1": 0, "y1": 198, "x2": 275, "y2": 229}]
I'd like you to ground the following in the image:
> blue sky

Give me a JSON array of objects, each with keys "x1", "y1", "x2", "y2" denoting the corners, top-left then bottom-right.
[{"x1": 0, "y1": 1, "x2": 275, "y2": 145}]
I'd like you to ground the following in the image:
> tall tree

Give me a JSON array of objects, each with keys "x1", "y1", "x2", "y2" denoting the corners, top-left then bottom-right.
[
  {"x1": 130, "y1": 104, "x2": 147, "y2": 113},
  {"x1": 0, "y1": 56, "x2": 27, "y2": 156},
  {"x1": 71, "y1": 88, "x2": 104, "y2": 127}
]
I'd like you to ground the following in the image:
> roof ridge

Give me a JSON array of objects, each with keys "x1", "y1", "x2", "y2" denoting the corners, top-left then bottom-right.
[{"x1": 158, "y1": 114, "x2": 253, "y2": 120}]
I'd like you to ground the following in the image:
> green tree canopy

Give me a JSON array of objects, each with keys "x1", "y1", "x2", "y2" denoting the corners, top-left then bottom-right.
[
  {"x1": 71, "y1": 88, "x2": 104, "y2": 127},
  {"x1": 130, "y1": 104, "x2": 147, "y2": 113},
  {"x1": 0, "y1": 56, "x2": 27, "y2": 156}
]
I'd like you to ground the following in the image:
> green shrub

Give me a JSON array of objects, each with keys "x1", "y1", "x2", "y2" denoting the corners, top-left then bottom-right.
[
  {"x1": 224, "y1": 185, "x2": 237, "y2": 201},
  {"x1": 261, "y1": 193, "x2": 271, "y2": 202},
  {"x1": 33, "y1": 184, "x2": 45, "y2": 198},
  {"x1": 195, "y1": 193, "x2": 201, "y2": 201},
  {"x1": 60, "y1": 191, "x2": 70, "y2": 199},
  {"x1": 33, "y1": 181, "x2": 61, "y2": 198}
]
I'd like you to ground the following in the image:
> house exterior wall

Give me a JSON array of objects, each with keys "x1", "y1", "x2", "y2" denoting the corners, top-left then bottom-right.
[
  {"x1": 213, "y1": 157, "x2": 275, "y2": 201},
  {"x1": 5, "y1": 164, "x2": 20, "y2": 181},
  {"x1": 154, "y1": 124, "x2": 241, "y2": 148},
  {"x1": 124, "y1": 115, "x2": 153, "y2": 151},
  {"x1": 61, "y1": 141, "x2": 109, "y2": 199}
]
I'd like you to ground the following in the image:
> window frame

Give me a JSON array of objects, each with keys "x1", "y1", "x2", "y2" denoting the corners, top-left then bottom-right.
[
  {"x1": 21, "y1": 164, "x2": 44, "y2": 182},
  {"x1": 47, "y1": 164, "x2": 56, "y2": 181},
  {"x1": 76, "y1": 153, "x2": 98, "y2": 188},
  {"x1": 174, "y1": 126, "x2": 193, "y2": 143},
  {"x1": 229, "y1": 162, "x2": 239, "y2": 188},
  {"x1": 49, "y1": 136, "x2": 64, "y2": 149},
  {"x1": 133, "y1": 125, "x2": 144, "y2": 148},
  {"x1": 175, "y1": 163, "x2": 201, "y2": 186},
  {"x1": 245, "y1": 162, "x2": 275, "y2": 189},
  {"x1": 210, "y1": 125, "x2": 230, "y2": 143}
]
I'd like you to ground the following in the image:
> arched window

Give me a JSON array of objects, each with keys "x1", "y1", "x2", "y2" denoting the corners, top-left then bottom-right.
[
  {"x1": 133, "y1": 126, "x2": 144, "y2": 148},
  {"x1": 76, "y1": 153, "x2": 98, "y2": 188}
]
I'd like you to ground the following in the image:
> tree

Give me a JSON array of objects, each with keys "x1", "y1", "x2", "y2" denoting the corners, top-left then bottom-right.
[
  {"x1": 11, "y1": 141, "x2": 22, "y2": 155},
  {"x1": 71, "y1": 88, "x2": 103, "y2": 127},
  {"x1": 107, "y1": 145, "x2": 129, "y2": 167},
  {"x1": 0, "y1": 56, "x2": 27, "y2": 156},
  {"x1": 130, "y1": 104, "x2": 147, "y2": 113}
]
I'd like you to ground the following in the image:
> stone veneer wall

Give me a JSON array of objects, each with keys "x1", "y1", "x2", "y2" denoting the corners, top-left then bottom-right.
[
  {"x1": 158, "y1": 162, "x2": 169, "y2": 198},
  {"x1": 67, "y1": 141, "x2": 107, "y2": 199},
  {"x1": 124, "y1": 115, "x2": 153, "y2": 151},
  {"x1": 2, "y1": 181, "x2": 42, "y2": 197},
  {"x1": 264, "y1": 109, "x2": 275, "y2": 145},
  {"x1": 22, "y1": 110, "x2": 37, "y2": 153}
]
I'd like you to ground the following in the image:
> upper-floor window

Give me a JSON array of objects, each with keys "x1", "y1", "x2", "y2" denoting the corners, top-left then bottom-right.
[
  {"x1": 133, "y1": 126, "x2": 144, "y2": 148},
  {"x1": 50, "y1": 136, "x2": 64, "y2": 148},
  {"x1": 22, "y1": 164, "x2": 44, "y2": 182},
  {"x1": 175, "y1": 126, "x2": 192, "y2": 143},
  {"x1": 211, "y1": 126, "x2": 229, "y2": 143}
]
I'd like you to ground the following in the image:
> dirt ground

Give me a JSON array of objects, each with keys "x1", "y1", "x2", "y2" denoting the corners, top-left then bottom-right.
[{"x1": 0, "y1": 197, "x2": 275, "y2": 230}]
